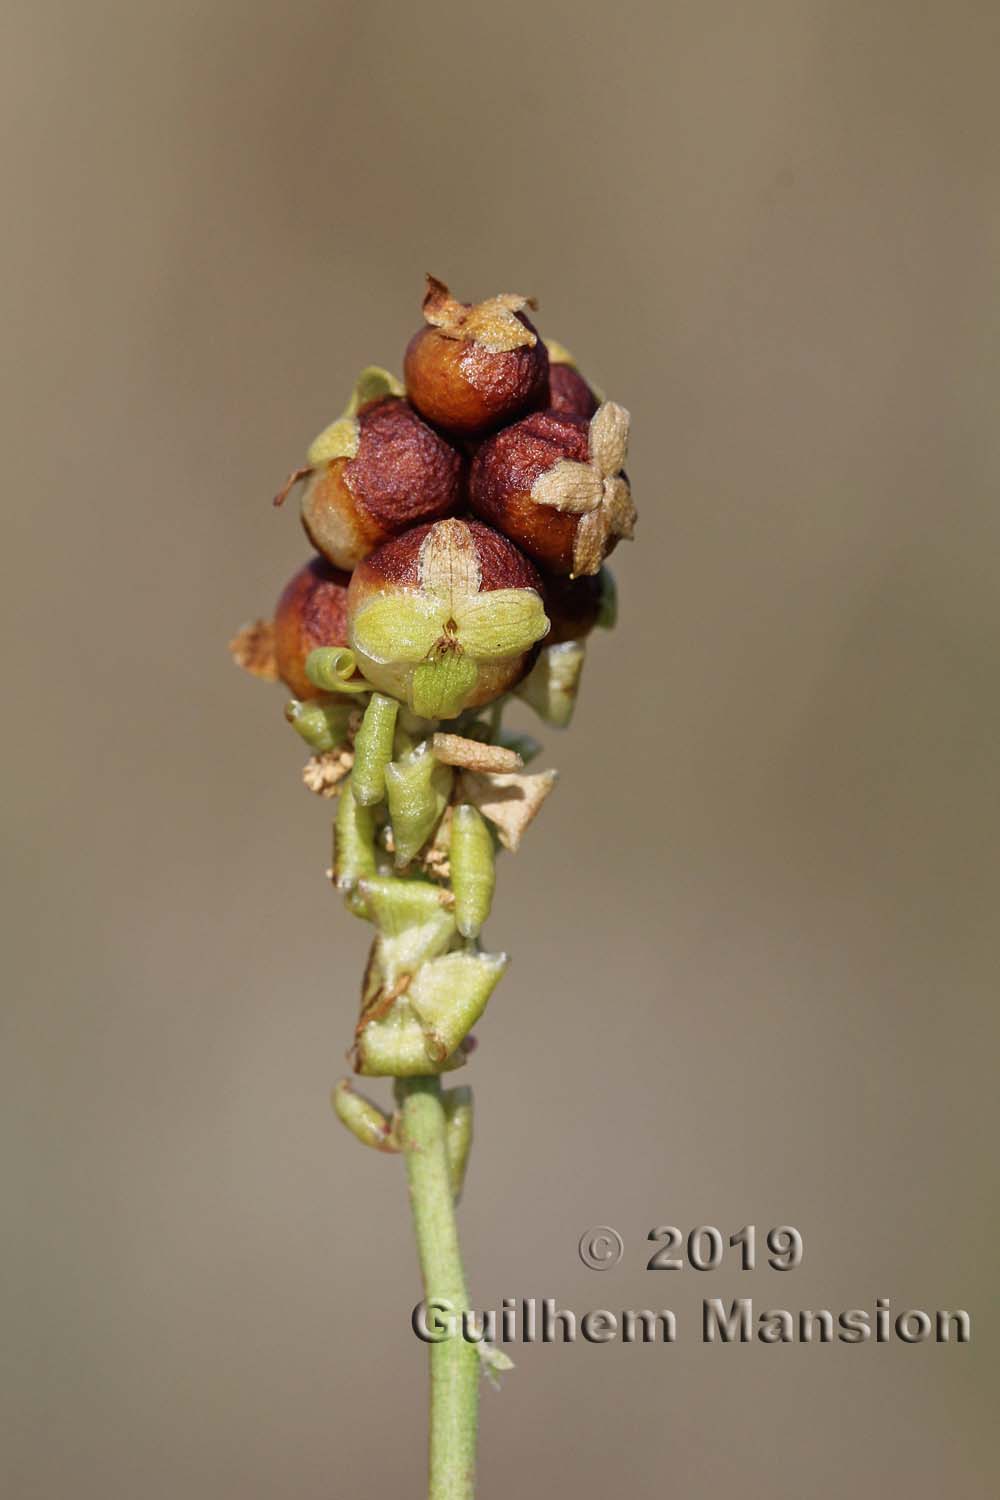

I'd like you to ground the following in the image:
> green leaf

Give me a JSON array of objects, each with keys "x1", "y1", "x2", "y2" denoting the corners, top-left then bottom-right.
[
  {"x1": 407, "y1": 951, "x2": 508, "y2": 1061},
  {"x1": 306, "y1": 366, "x2": 405, "y2": 464},
  {"x1": 455, "y1": 589, "x2": 549, "y2": 660}
]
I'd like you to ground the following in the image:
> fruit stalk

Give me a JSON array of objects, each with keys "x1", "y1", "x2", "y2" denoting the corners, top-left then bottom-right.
[{"x1": 397, "y1": 1077, "x2": 479, "y2": 1500}]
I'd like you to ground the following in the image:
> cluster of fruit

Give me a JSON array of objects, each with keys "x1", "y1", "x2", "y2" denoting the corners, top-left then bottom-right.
[
  {"x1": 232, "y1": 278, "x2": 635, "y2": 1081},
  {"x1": 258, "y1": 276, "x2": 635, "y2": 720}
]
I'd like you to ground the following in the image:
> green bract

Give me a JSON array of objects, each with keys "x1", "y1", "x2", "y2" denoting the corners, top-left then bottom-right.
[{"x1": 306, "y1": 366, "x2": 405, "y2": 465}]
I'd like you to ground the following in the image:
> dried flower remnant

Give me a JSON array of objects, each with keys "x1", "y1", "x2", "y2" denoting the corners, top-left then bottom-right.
[
  {"x1": 404, "y1": 276, "x2": 549, "y2": 435},
  {"x1": 429, "y1": 733, "x2": 523, "y2": 774},
  {"x1": 456, "y1": 768, "x2": 559, "y2": 852},
  {"x1": 469, "y1": 403, "x2": 635, "y2": 577},
  {"x1": 347, "y1": 518, "x2": 550, "y2": 719},
  {"x1": 228, "y1": 618, "x2": 278, "y2": 681}
]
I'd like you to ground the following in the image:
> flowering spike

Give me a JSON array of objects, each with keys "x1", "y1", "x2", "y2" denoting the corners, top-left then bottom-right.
[{"x1": 236, "y1": 276, "x2": 633, "y2": 1495}]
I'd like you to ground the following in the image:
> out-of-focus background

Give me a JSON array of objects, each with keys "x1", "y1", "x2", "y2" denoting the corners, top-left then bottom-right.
[{"x1": 4, "y1": 2, "x2": 998, "y2": 1495}]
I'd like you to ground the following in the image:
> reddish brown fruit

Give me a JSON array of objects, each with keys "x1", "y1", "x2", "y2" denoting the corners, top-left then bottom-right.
[
  {"x1": 547, "y1": 362, "x2": 599, "y2": 420},
  {"x1": 274, "y1": 557, "x2": 353, "y2": 700},
  {"x1": 543, "y1": 571, "x2": 605, "y2": 644},
  {"x1": 403, "y1": 276, "x2": 549, "y2": 436},
  {"x1": 299, "y1": 396, "x2": 462, "y2": 570},
  {"x1": 543, "y1": 340, "x2": 599, "y2": 418},
  {"x1": 469, "y1": 403, "x2": 636, "y2": 577}
]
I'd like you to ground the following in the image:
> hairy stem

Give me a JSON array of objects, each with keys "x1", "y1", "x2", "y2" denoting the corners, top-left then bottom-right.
[{"x1": 397, "y1": 1076, "x2": 479, "y2": 1500}]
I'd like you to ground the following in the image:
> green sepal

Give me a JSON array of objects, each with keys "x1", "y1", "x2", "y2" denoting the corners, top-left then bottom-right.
[
  {"x1": 307, "y1": 366, "x2": 405, "y2": 464},
  {"x1": 412, "y1": 652, "x2": 478, "y2": 720},
  {"x1": 406, "y1": 951, "x2": 508, "y2": 1062},
  {"x1": 384, "y1": 746, "x2": 453, "y2": 866},
  {"x1": 351, "y1": 593, "x2": 445, "y2": 667},
  {"x1": 450, "y1": 805, "x2": 495, "y2": 939},
  {"x1": 514, "y1": 640, "x2": 586, "y2": 727},
  {"x1": 455, "y1": 589, "x2": 549, "y2": 660},
  {"x1": 352, "y1": 693, "x2": 398, "y2": 806},
  {"x1": 285, "y1": 697, "x2": 355, "y2": 752}
]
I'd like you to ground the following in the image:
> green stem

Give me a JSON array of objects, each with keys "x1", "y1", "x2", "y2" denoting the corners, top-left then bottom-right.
[{"x1": 397, "y1": 1076, "x2": 479, "y2": 1500}]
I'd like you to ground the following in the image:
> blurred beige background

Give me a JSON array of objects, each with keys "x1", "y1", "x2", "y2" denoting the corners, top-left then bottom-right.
[{"x1": 3, "y1": 1, "x2": 998, "y2": 1496}]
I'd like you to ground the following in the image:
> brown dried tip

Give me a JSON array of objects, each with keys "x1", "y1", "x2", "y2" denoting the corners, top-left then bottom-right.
[
  {"x1": 229, "y1": 618, "x2": 278, "y2": 681},
  {"x1": 404, "y1": 276, "x2": 549, "y2": 436},
  {"x1": 273, "y1": 556, "x2": 354, "y2": 700},
  {"x1": 273, "y1": 465, "x2": 314, "y2": 508}
]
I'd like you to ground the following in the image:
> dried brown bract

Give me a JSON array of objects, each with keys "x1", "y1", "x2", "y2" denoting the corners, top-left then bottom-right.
[{"x1": 229, "y1": 618, "x2": 278, "y2": 681}]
